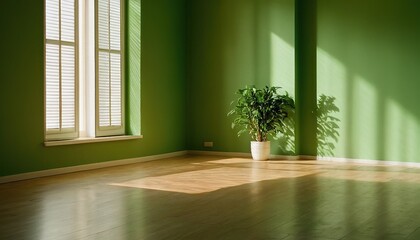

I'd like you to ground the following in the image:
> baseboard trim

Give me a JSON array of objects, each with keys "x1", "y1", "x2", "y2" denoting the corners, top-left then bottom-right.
[
  {"x1": 297, "y1": 155, "x2": 318, "y2": 160},
  {"x1": 317, "y1": 156, "x2": 420, "y2": 168},
  {"x1": 187, "y1": 150, "x2": 314, "y2": 160},
  {"x1": 188, "y1": 150, "x2": 420, "y2": 167},
  {"x1": 0, "y1": 151, "x2": 188, "y2": 184},
  {"x1": 188, "y1": 150, "x2": 252, "y2": 158}
]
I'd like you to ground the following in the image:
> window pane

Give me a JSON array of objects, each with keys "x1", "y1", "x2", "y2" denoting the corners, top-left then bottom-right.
[
  {"x1": 61, "y1": 0, "x2": 75, "y2": 42},
  {"x1": 98, "y1": 51, "x2": 110, "y2": 127},
  {"x1": 98, "y1": 0, "x2": 109, "y2": 49},
  {"x1": 46, "y1": 44, "x2": 60, "y2": 129},
  {"x1": 110, "y1": 0, "x2": 120, "y2": 50},
  {"x1": 61, "y1": 45, "x2": 76, "y2": 129},
  {"x1": 110, "y1": 53, "x2": 121, "y2": 126},
  {"x1": 46, "y1": 0, "x2": 59, "y2": 40}
]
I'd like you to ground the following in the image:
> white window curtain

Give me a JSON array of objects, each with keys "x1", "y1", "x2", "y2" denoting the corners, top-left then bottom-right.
[
  {"x1": 45, "y1": 0, "x2": 78, "y2": 140},
  {"x1": 95, "y1": 0, "x2": 124, "y2": 136}
]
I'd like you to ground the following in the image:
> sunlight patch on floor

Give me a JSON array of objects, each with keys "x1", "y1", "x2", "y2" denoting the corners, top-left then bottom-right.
[
  {"x1": 110, "y1": 158, "x2": 420, "y2": 194},
  {"x1": 110, "y1": 166, "x2": 312, "y2": 194}
]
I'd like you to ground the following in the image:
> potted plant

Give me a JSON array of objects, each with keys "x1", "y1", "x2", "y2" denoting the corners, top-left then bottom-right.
[{"x1": 228, "y1": 86, "x2": 295, "y2": 160}]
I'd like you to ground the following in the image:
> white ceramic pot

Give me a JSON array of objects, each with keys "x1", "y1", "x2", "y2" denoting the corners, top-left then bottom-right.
[{"x1": 250, "y1": 141, "x2": 270, "y2": 161}]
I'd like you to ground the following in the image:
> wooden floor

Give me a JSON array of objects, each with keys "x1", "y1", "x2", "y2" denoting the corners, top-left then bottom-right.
[{"x1": 1, "y1": 155, "x2": 420, "y2": 240}]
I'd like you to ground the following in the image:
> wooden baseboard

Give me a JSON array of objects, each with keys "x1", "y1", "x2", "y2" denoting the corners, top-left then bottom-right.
[
  {"x1": 0, "y1": 151, "x2": 188, "y2": 184},
  {"x1": 317, "y1": 156, "x2": 420, "y2": 168},
  {"x1": 188, "y1": 150, "x2": 420, "y2": 167},
  {"x1": 188, "y1": 150, "x2": 252, "y2": 158},
  {"x1": 188, "y1": 150, "x2": 316, "y2": 160}
]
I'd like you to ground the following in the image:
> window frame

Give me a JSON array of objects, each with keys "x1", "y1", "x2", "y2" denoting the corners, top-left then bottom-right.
[
  {"x1": 45, "y1": 0, "x2": 127, "y2": 141},
  {"x1": 95, "y1": 0, "x2": 125, "y2": 137},
  {"x1": 44, "y1": 0, "x2": 80, "y2": 141}
]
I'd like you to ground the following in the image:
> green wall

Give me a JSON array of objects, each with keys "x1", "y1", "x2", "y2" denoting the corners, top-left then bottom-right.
[
  {"x1": 187, "y1": 0, "x2": 420, "y2": 163},
  {"x1": 187, "y1": 0, "x2": 296, "y2": 155},
  {"x1": 0, "y1": 0, "x2": 187, "y2": 177},
  {"x1": 317, "y1": 0, "x2": 420, "y2": 162},
  {"x1": 295, "y1": 0, "x2": 317, "y2": 156}
]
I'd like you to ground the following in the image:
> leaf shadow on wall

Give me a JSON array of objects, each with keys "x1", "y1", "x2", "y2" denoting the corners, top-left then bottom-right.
[
  {"x1": 316, "y1": 94, "x2": 340, "y2": 156},
  {"x1": 276, "y1": 113, "x2": 296, "y2": 155},
  {"x1": 276, "y1": 94, "x2": 340, "y2": 156}
]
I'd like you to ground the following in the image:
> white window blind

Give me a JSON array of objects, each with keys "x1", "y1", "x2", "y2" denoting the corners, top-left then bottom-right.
[
  {"x1": 45, "y1": 0, "x2": 126, "y2": 141},
  {"x1": 45, "y1": 0, "x2": 78, "y2": 140},
  {"x1": 96, "y1": 0, "x2": 124, "y2": 136}
]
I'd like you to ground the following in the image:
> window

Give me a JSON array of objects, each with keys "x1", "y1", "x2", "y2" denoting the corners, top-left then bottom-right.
[
  {"x1": 45, "y1": 0, "x2": 78, "y2": 140},
  {"x1": 45, "y1": 0, "x2": 124, "y2": 141},
  {"x1": 96, "y1": 0, "x2": 124, "y2": 136}
]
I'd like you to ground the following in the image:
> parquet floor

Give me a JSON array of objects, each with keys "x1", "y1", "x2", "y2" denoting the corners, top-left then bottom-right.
[{"x1": 2, "y1": 155, "x2": 420, "y2": 239}]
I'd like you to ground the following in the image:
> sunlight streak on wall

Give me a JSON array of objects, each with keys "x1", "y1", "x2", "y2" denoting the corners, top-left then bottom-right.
[
  {"x1": 384, "y1": 99, "x2": 420, "y2": 162},
  {"x1": 317, "y1": 48, "x2": 346, "y2": 156},
  {"x1": 270, "y1": 33, "x2": 294, "y2": 96},
  {"x1": 404, "y1": 113, "x2": 420, "y2": 163},
  {"x1": 384, "y1": 99, "x2": 404, "y2": 162},
  {"x1": 352, "y1": 76, "x2": 378, "y2": 159}
]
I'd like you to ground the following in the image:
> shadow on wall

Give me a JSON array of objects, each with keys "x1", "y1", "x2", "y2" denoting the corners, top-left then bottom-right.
[
  {"x1": 316, "y1": 94, "x2": 340, "y2": 156},
  {"x1": 277, "y1": 94, "x2": 340, "y2": 156},
  {"x1": 276, "y1": 111, "x2": 295, "y2": 155}
]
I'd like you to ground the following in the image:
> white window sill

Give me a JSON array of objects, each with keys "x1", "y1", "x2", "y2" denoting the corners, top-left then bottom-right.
[{"x1": 44, "y1": 135, "x2": 143, "y2": 147}]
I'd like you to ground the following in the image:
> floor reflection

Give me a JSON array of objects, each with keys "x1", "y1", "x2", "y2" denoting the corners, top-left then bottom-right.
[{"x1": 2, "y1": 156, "x2": 420, "y2": 239}]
